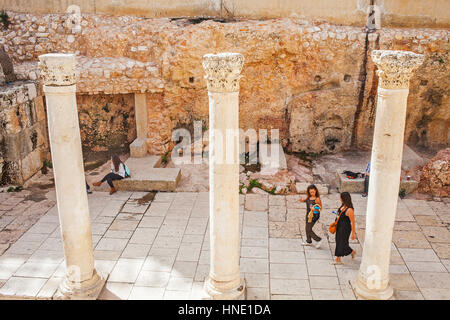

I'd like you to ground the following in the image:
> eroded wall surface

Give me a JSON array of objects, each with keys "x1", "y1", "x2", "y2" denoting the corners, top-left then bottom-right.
[
  {"x1": 0, "y1": 82, "x2": 49, "y2": 185},
  {"x1": 1, "y1": 12, "x2": 448, "y2": 155}
]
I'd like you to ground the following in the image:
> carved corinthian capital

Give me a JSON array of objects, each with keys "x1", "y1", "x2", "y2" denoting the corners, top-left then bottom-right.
[
  {"x1": 39, "y1": 53, "x2": 77, "y2": 86},
  {"x1": 203, "y1": 53, "x2": 244, "y2": 93},
  {"x1": 371, "y1": 50, "x2": 424, "y2": 90}
]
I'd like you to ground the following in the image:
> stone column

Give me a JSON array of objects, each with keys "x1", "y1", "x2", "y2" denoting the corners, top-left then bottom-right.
[
  {"x1": 202, "y1": 52, "x2": 246, "y2": 300},
  {"x1": 39, "y1": 54, "x2": 106, "y2": 299},
  {"x1": 354, "y1": 50, "x2": 424, "y2": 300},
  {"x1": 130, "y1": 92, "x2": 148, "y2": 157}
]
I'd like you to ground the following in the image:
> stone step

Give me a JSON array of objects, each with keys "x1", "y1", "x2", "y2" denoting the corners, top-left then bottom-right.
[{"x1": 114, "y1": 156, "x2": 181, "y2": 192}]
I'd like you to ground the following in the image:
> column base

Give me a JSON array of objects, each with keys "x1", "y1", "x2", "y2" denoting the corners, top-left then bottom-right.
[
  {"x1": 54, "y1": 269, "x2": 107, "y2": 300},
  {"x1": 203, "y1": 276, "x2": 246, "y2": 300},
  {"x1": 351, "y1": 276, "x2": 394, "y2": 300},
  {"x1": 130, "y1": 138, "x2": 148, "y2": 158}
]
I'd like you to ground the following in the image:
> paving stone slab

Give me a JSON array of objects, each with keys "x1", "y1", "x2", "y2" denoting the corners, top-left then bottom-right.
[
  {"x1": 240, "y1": 258, "x2": 269, "y2": 274},
  {"x1": 311, "y1": 288, "x2": 344, "y2": 300},
  {"x1": 121, "y1": 244, "x2": 151, "y2": 259},
  {"x1": 194, "y1": 264, "x2": 209, "y2": 282},
  {"x1": 269, "y1": 238, "x2": 303, "y2": 252},
  {"x1": 268, "y1": 206, "x2": 286, "y2": 222},
  {"x1": 166, "y1": 277, "x2": 193, "y2": 291},
  {"x1": 94, "y1": 250, "x2": 122, "y2": 261},
  {"x1": 392, "y1": 230, "x2": 431, "y2": 248},
  {"x1": 129, "y1": 228, "x2": 158, "y2": 245},
  {"x1": 398, "y1": 248, "x2": 440, "y2": 262},
  {"x1": 108, "y1": 258, "x2": 145, "y2": 283},
  {"x1": 421, "y1": 226, "x2": 450, "y2": 243},
  {"x1": 270, "y1": 294, "x2": 312, "y2": 300},
  {"x1": 270, "y1": 250, "x2": 305, "y2": 264},
  {"x1": 128, "y1": 286, "x2": 165, "y2": 300},
  {"x1": 104, "y1": 230, "x2": 134, "y2": 239},
  {"x1": 406, "y1": 261, "x2": 447, "y2": 273},
  {"x1": 171, "y1": 261, "x2": 198, "y2": 278},
  {"x1": 242, "y1": 226, "x2": 268, "y2": 240},
  {"x1": 244, "y1": 273, "x2": 269, "y2": 288},
  {"x1": 247, "y1": 287, "x2": 270, "y2": 300},
  {"x1": 411, "y1": 272, "x2": 450, "y2": 289},
  {"x1": 420, "y1": 288, "x2": 450, "y2": 300},
  {"x1": 99, "y1": 282, "x2": 133, "y2": 300},
  {"x1": 245, "y1": 194, "x2": 268, "y2": 211},
  {"x1": 0, "y1": 276, "x2": 47, "y2": 298},
  {"x1": 306, "y1": 259, "x2": 337, "y2": 276},
  {"x1": 270, "y1": 263, "x2": 308, "y2": 280},
  {"x1": 270, "y1": 279, "x2": 310, "y2": 295},
  {"x1": 96, "y1": 238, "x2": 129, "y2": 252},
  {"x1": 393, "y1": 290, "x2": 424, "y2": 300},
  {"x1": 241, "y1": 246, "x2": 269, "y2": 259},
  {"x1": 414, "y1": 215, "x2": 447, "y2": 227},
  {"x1": 430, "y1": 243, "x2": 450, "y2": 259},
  {"x1": 389, "y1": 273, "x2": 419, "y2": 291},
  {"x1": 135, "y1": 270, "x2": 170, "y2": 287}
]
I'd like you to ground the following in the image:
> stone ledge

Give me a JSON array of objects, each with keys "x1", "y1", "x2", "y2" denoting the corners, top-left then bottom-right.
[
  {"x1": 335, "y1": 169, "x2": 418, "y2": 194},
  {"x1": 14, "y1": 56, "x2": 164, "y2": 95},
  {"x1": 114, "y1": 156, "x2": 181, "y2": 192}
]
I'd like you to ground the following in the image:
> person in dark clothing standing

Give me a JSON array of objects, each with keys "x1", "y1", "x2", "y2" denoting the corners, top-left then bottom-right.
[
  {"x1": 299, "y1": 184, "x2": 323, "y2": 249},
  {"x1": 332, "y1": 192, "x2": 356, "y2": 264},
  {"x1": 93, "y1": 154, "x2": 126, "y2": 195},
  {"x1": 362, "y1": 161, "x2": 370, "y2": 197}
]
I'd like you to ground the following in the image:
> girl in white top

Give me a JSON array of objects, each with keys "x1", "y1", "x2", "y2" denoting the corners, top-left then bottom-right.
[{"x1": 93, "y1": 154, "x2": 125, "y2": 195}]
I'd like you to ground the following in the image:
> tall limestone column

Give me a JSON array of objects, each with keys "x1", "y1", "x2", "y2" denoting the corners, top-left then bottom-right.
[
  {"x1": 39, "y1": 54, "x2": 106, "y2": 299},
  {"x1": 354, "y1": 50, "x2": 424, "y2": 300},
  {"x1": 202, "y1": 53, "x2": 246, "y2": 299}
]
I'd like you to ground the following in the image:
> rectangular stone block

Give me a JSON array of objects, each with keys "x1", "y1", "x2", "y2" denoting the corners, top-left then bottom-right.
[
  {"x1": 336, "y1": 169, "x2": 418, "y2": 194},
  {"x1": 130, "y1": 138, "x2": 148, "y2": 158},
  {"x1": 114, "y1": 155, "x2": 180, "y2": 192}
]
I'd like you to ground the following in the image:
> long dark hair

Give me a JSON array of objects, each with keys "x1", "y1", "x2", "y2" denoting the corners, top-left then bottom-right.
[
  {"x1": 306, "y1": 184, "x2": 320, "y2": 200},
  {"x1": 112, "y1": 154, "x2": 122, "y2": 172},
  {"x1": 340, "y1": 192, "x2": 354, "y2": 209}
]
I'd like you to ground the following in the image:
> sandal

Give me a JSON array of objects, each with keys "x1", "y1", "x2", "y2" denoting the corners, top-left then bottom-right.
[
  {"x1": 351, "y1": 251, "x2": 356, "y2": 259},
  {"x1": 331, "y1": 261, "x2": 343, "y2": 265}
]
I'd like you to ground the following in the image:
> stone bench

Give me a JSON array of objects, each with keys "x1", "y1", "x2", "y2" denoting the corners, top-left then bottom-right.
[
  {"x1": 114, "y1": 156, "x2": 181, "y2": 192},
  {"x1": 335, "y1": 169, "x2": 418, "y2": 194}
]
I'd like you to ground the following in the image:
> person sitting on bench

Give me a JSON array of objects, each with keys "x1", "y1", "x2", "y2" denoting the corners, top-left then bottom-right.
[{"x1": 93, "y1": 154, "x2": 126, "y2": 195}]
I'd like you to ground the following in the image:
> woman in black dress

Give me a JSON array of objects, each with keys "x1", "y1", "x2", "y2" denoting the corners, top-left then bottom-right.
[{"x1": 333, "y1": 192, "x2": 356, "y2": 264}]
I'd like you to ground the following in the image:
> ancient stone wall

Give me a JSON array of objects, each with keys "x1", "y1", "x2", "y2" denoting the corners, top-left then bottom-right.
[
  {"x1": 0, "y1": 82, "x2": 49, "y2": 185},
  {"x1": 1, "y1": 0, "x2": 449, "y2": 28},
  {"x1": 0, "y1": 12, "x2": 448, "y2": 155},
  {"x1": 77, "y1": 93, "x2": 136, "y2": 157}
]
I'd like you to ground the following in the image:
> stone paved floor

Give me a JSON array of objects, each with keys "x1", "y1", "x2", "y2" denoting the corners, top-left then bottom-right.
[{"x1": 0, "y1": 191, "x2": 449, "y2": 300}]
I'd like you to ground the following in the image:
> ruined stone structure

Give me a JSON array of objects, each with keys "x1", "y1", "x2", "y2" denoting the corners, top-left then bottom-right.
[
  {"x1": 0, "y1": 48, "x2": 49, "y2": 185},
  {"x1": 0, "y1": 2, "x2": 448, "y2": 187},
  {"x1": 0, "y1": 10, "x2": 447, "y2": 159}
]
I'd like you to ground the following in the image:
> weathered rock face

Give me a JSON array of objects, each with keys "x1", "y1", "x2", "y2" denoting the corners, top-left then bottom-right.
[
  {"x1": 76, "y1": 94, "x2": 136, "y2": 157},
  {"x1": 1, "y1": 12, "x2": 449, "y2": 155},
  {"x1": 0, "y1": 82, "x2": 49, "y2": 185},
  {"x1": 418, "y1": 148, "x2": 450, "y2": 198},
  {"x1": 0, "y1": 45, "x2": 16, "y2": 83}
]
